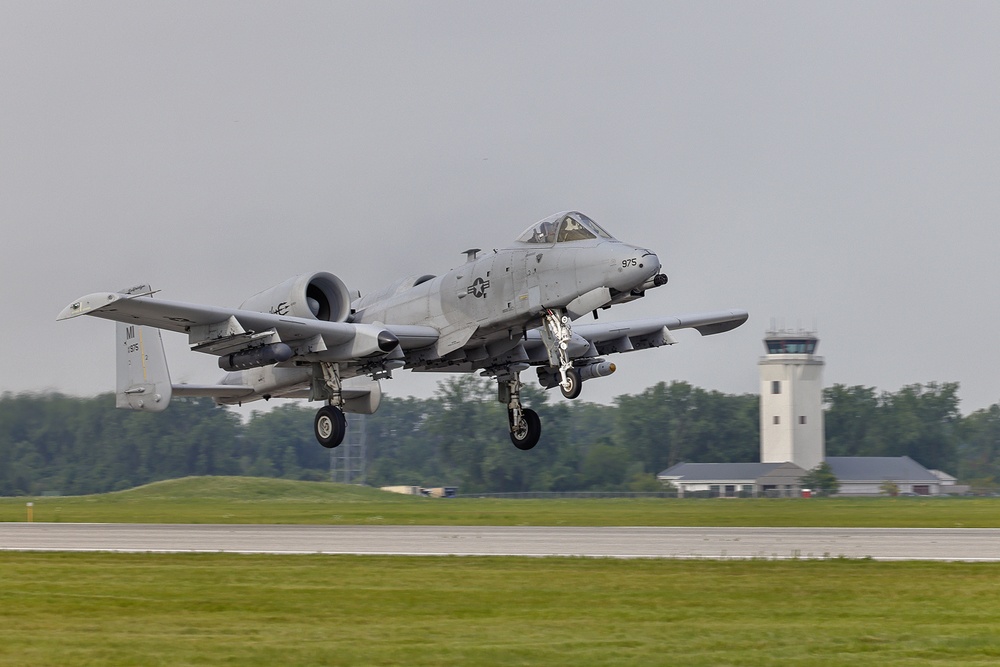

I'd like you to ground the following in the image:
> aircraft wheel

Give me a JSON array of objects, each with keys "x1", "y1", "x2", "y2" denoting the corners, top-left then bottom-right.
[
  {"x1": 560, "y1": 368, "x2": 582, "y2": 400},
  {"x1": 315, "y1": 405, "x2": 347, "y2": 448},
  {"x1": 509, "y1": 408, "x2": 541, "y2": 450}
]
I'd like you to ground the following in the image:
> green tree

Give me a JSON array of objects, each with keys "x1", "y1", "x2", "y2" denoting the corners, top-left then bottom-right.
[
  {"x1": 880, "y1": 480, "x2": 900, "y2": 496},
  {"x1": 957, "y1": 404, "x2": 1000, "y2": 487},
  {"x1": 800, "y1": 462, "x2": 839, "y2": 496},
  {"x1": 824, "y1": 385, "x2": 881, "y2": 456},
  {"x1": 614, "y1": 382, "x2": 758, "y2": 473},
  {"x1": 580, "y1": 440, "x2": 629, "y2": 490},
  {"x1": 825, "y1": 383, "x2": 961, "y2": 471}
]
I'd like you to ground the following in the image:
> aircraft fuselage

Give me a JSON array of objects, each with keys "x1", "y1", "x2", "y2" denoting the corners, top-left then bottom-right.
[{"x1": 353, "y1": 237, "x2": 660, "y2": 350}]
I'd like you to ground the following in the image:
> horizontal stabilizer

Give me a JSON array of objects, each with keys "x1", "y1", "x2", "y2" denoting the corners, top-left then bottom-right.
[{"x1": 171, "y1": 384, "x2": 255, "y2": 399}]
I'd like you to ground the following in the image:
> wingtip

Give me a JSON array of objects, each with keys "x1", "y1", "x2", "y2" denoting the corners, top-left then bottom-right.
[
  {"x1": 695, "y1": 310, "x2": 750, "y2": 336},
  {"x1": 56, "y1": 292, "x2": 120, "y2": 321}
]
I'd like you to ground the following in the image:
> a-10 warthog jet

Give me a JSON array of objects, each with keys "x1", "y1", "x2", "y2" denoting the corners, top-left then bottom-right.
[{"x1": 58, "y1": 211, "x2": 747, "y2": 450}]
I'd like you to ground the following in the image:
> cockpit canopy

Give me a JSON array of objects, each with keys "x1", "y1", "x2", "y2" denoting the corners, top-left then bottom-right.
[{"x1": 516, "y1": 211, "x2": 617, "y2": 245}]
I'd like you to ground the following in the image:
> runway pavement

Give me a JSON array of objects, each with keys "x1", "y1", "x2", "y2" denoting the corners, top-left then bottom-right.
[{"x1": 2, "y1": 524, "x2": 999, "y2": 560}]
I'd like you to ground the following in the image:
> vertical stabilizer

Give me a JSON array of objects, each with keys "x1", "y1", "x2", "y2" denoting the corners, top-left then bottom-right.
[{"x1": 116, "y1": 319, "x2": 173, "y2": 412}]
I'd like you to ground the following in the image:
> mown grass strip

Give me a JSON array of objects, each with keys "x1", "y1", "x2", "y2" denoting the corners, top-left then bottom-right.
[
  {"x1": 1, "y1": 553, "x2": 999, "y2": 666},
  {"x1": 1, "y1": 477, "x2": 998, "y2": 527}
]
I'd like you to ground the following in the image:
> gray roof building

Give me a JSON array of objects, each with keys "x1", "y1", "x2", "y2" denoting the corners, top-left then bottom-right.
[
  {"x1": 657, "y1": 461, "x2": 807, "y2": 497},
  {"x1": 825, "y1": 456, "x2": 938, "y2": 483},
  {"x1": 825, "y1": 456, "x2": 943, "y2": 496},
  {"x1": 657, "y1": 456, "x2": 952, "y2": 497},
  {"x1": 659, "y1": 462, "x2": 785, "y2": 481}
]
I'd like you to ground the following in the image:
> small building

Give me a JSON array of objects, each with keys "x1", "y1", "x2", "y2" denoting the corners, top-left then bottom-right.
[
  {"x1": 825, "y1": 456, "x2": 942, "y2": 496},
  {"x1": 658, "y1": 462, "x2": 807, "y2": 498},
  {"x1": 930, "y1": 469, "x2": 971, "y2": 496},
  {"x1": 757, "y1": 462, "x2": 811, "y2": 497}
]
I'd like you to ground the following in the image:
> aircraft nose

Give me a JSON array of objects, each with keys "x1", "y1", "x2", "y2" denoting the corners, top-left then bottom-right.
[
  {"x1": 611, "y1": 245, "x2": 662, "y2": 291},
  {"x1": 630, "y1": 246, "x2": 661, "y2": 281},
  {"x1": 639, "y1": 248, "x2": 661, "y2": 275}
]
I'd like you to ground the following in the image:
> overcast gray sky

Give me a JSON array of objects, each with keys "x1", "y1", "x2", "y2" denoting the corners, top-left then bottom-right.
[{"x1": 3, "y1": 1, "x2": 999, "y2": 413}]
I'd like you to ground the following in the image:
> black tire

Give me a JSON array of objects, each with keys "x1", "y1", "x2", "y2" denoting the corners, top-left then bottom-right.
[
  {"x1": 560, "y1": 367, "x2": 582, "y2": 400},
  {"x1": 509, "y1": 408, "x2": 542, "y2": 450},
  {"x1": 315, "y1": 405, "x2": 347, "y2": 448}
]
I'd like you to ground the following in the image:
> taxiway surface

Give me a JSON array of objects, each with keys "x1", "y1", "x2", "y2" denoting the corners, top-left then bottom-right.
[{"x1": 2, "y1": 524, "x2": 999, "y2": 560}]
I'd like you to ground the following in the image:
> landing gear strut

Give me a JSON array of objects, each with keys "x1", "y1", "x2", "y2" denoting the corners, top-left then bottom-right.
[
  {"x1": 312, "y1": 362, "x2": 347, "y2": 448},
  {"x1": 541, "y1": 308, "x2": 579, "y2": 398},
  {"x1": 498, "y1": 369, "x2": 541, "y2": 450}
]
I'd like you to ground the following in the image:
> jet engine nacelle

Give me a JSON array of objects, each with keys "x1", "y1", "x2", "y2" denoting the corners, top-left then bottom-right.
[{"x1": 240, "y1": 272, "x2": 352, "y2": 322}]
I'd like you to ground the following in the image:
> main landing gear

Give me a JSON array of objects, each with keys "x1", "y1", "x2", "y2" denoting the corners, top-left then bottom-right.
[
  {"x1": 313, "y1": 362, "x2": 347, "y2": 448},
  {"x1": 509, "y1": 407, "x2": 541, "y2": 450},
  {"x1": 499, "y1": 370, "x2": 541, "y2": 450},
  {"x1": 315, "y1": 404, "x2": 347, "y2": 449}
]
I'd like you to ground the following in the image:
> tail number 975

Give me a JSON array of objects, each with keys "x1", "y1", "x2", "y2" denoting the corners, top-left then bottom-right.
[{"x1": 622, "y1": 258, "x2": 638, "y2": 268}]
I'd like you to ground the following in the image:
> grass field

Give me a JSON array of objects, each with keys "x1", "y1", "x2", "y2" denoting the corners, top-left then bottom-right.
[
  {"x1": 1, "y1": 476, "x2": 998, "y2": 527},
  {"x1": 3, "y1": 478, "x2": 1000, "y2": 665},
  {"x1": 2, "y1": 552, "x2": 999, "y2": 666}
]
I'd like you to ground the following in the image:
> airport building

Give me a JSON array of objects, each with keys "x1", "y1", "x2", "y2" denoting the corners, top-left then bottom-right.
[
  {"x1": 657, "y1": 461, "x2": 807, "y2": 498},
  {"x1": 758, "y1": 330, "x2": 825, "y2": 471},
  {"x1": 657, "y1": 330, "x2": 962, "y2": 497}
]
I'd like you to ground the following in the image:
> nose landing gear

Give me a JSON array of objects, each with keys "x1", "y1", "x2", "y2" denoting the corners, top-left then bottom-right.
[
  {"x1": 559, "y1": 367, "x2": 582, "y2": 400},
  {"x1": 541, "y1": 308, "x2": 580, "y2": 399}
]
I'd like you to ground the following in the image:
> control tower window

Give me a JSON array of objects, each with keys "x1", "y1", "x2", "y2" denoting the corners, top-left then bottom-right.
[{"x1": 766, "y1": 338, "x2": 818, "y2": 354}]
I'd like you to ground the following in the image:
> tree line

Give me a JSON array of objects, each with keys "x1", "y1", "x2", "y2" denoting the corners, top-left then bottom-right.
[{"x1": 1, "y1": 378, "x2": 997, "y2": 496}]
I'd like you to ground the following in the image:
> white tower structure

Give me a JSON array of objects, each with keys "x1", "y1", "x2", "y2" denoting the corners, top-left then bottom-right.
[{"x1": 759, "y1": 330, "x2": 825, "y2": 471}]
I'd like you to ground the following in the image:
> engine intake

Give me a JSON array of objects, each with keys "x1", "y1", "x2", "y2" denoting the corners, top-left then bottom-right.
[{"x1": 240, "y1": 272, "x2": 352, "y2": 322}]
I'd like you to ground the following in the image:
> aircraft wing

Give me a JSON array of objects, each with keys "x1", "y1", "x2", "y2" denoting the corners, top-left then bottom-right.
[
  {"x1": 57, "y1": 291, "x2": 439, "y2": 359},
  {"x1": 565, "y1": 309, "x2": 749, "y2": 355}
]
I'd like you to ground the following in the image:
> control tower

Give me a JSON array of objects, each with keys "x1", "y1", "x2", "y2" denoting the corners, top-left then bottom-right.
[{"x1": 759, "y1": 330, "x2": 825, "y2": 471}]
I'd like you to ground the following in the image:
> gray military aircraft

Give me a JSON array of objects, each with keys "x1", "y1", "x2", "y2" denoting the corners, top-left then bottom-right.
[{"x1": 58, "y1": 211, "x2": 747, "y2": 450}]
